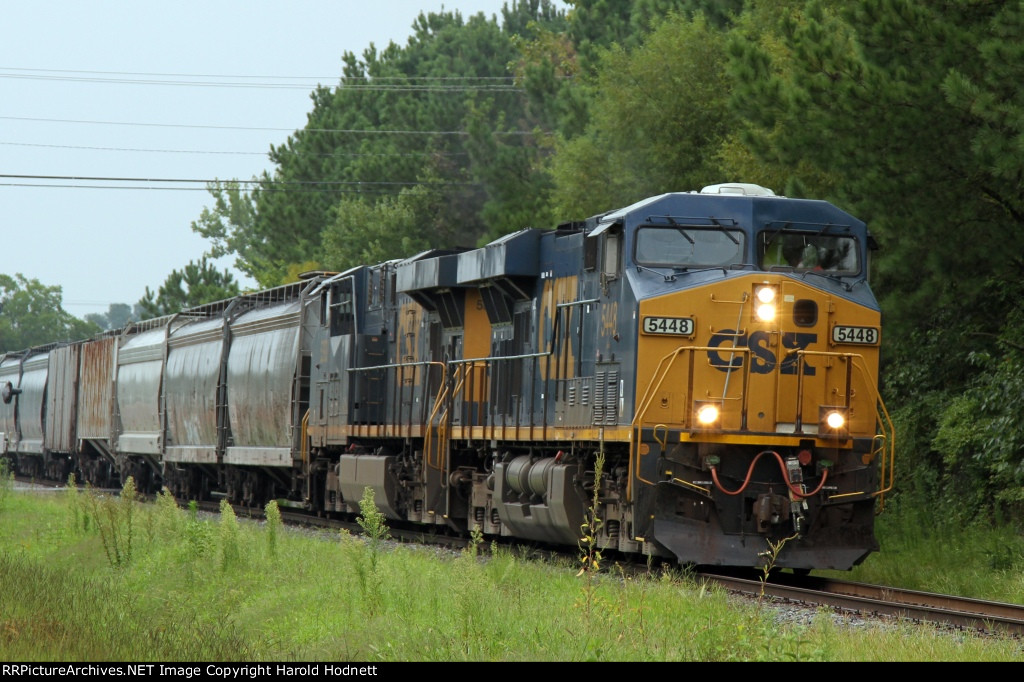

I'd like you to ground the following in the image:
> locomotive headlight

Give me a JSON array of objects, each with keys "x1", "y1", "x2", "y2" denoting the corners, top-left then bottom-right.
[
  {"x1": 754, "y1": 285, "x2": 777, "y2": 322},
  {"x1": 756, "y1": 302, "x2": 776, "y2": 322},
  {"x1": 755, "y1": 286, "x2": 776, "y2": 304},
  {"x1": 695, "y1": 401, "x2": 721, "y2": 428},
  {"x1": 819, "y1": 406, "x2": 850, "y2": 438},
  {"x1": 826, "y1": 411, "x2": 845, "y2": 429}
]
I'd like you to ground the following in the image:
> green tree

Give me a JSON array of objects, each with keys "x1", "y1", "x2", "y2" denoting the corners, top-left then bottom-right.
[
  {"x1": 465, "y1": 103, "x2": 558, "y2": 242},
  {"x1": 941, "y1": 2, "x2": 1024, "y2": 242},
  {"x1": 726, "y1": 0, "x2": 1021, "y2": 339},
  {"x1": 723, "y1": 0, "x2": 1024, "y2": 521},
  {"x1": 322, "y1": 191, "x2": 432, "y2": 271},
  {"x1": 84, "y1": 303, "x2": 135, "y2": 331},
  {"x1": 510, "y1": 18, "x2": 586, "y2": 137},
  {"x1": 194, "y1": 6, "x2": 568, "y2": 286},
  {"x1": 190, "y1": 180, "x2": 261, "y2": 282},
  {"x1": 136, "y1": 258, "x2": 241, "y2": 320},
  {"x1": 563, "y1": 0, "x2": 694, "y2": 72},
  {"x1": 913, "y1": 278, "x2": 1024, "y2": 521},
  {"x1": 0, "y1": 274, "x2": 100, "y2": 352},
  {"x1": 550, "y1": 11, "x2": 734, "y2": 218}
]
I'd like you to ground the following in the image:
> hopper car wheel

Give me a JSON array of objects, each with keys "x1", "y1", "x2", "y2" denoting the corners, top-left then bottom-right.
[{"x1": 240, "y1": 471, "x2": 267, "y2": 508}]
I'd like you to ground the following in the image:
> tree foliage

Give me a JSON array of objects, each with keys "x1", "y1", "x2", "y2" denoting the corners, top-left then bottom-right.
[
  {"x1": 0, "y1": 274, "x2": 100, "y2": 352},
  {"x1": 727, "y1": 1, "x2": 1024, "y2": 341},
  {"x1": 550, "y1": 11, "x2": 734, "y2": 218},
  {"x1": 322, "y1": 188, "x2": 434, "y2": 271},
  {"x1": 190, "y1": 181, "x2": 260, "y2": 283},
  {"x1": 192, "y1": 4, "x2": 569, "y2": 289},
  {"x1": 916, "y1": 278, "x2": 1024, "y2": 520},
  {"x1": 723, "y1": 0, "x2": 1024, "y2": 520},
  {"x1": 563, "y1": 0, "x2": 714, "y2": 70},
  {"x1": 84, "y1": 303, "x2": 135, "y2": 332},
  {"x1": 136, "y1": 258, "x2": 241, "y2": 320}
]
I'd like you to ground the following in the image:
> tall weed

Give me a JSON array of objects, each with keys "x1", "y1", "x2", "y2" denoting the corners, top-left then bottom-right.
[
  {"x1": 264, "y1": 499, "x2": 281, "y2": 558},
  {"x1": 219, "y1": 499, "x2": 240, "y2": 571},
  {"x1": 153, "y1": 487, "x2": 183, "y2": 540},
  {"x1": 0, "y1": 458, "x2": 12, "y2": 510},
  {"x1": 576, "y1": 450, "x2": 606, "y2": 617},
  {"x1": 82, "y1": 476, "x2": 138, "y2": 568},
  {"x1": 66, "y1": 472, "x2": 91, "y2": 533},
  {"x1": 350, "y1": 486, "x2": 390, "y2": 614},
  {"x1": 183, "y1": 500, "x2": 216, "y2": 560}
]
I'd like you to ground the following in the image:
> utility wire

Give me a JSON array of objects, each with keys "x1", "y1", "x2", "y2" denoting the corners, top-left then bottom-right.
[
  {"x1": 0, "y1": 115, "x2": 543, "y2": 136},
  {"x1": 2, "y1": 76, "x2": 521, "y2": 91},
  {"x1": 0, "y1": 140, "x2": 469, "y2": 157},
  {"x1": 0, "y1": 68, "x2": 527, "y2": 90},
  {"x1": 0, "y1": 173, "x2": 478, "y2": 185},
  {"x1": 0, "y1": 183, "x2": 450, "y2": 195},
  {"x1": 0, "y1": 173, "x2": 483, "y2": 193},
  {"x1": 0, "y1": 66, "x2": 522, "y2": 81}
]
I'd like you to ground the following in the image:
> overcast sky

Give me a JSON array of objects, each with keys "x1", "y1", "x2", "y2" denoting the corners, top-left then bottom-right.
[{"x1": 2, "y1": 1, "x2": 562, "y2": 319}]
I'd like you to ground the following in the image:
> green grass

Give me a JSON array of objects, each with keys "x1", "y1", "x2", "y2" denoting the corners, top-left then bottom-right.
[
  {"x1": 0, "y1": 485, "x2": 1022, "y2": 662},
  {"x1": 819, "y1": 496, "x2": 1024, "y2": 605}
]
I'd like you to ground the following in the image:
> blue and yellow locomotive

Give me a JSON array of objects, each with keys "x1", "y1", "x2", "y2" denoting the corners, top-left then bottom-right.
[
  {"x1": 0, "y1": 182, "x2": 892, "y2": 573},
  {"x1": 307, "y1": 182, "x2": 893, "y2": 571}
]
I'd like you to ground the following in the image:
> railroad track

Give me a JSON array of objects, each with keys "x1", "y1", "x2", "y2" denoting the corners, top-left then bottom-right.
[
  {"x1": 700, "y1": 571, "x2": 1024, "y2": 637},
  {"x1": 192, "y1": 497, "x2": 473, "y2": 551},
  {"x1": 11, "y1": 475, "x2": 69, "y2": 490}
]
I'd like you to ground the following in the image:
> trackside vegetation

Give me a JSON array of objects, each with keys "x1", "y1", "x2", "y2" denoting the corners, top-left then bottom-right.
[{"x1": 0, "y1": 479, "x2": 1022, "y2": 662}]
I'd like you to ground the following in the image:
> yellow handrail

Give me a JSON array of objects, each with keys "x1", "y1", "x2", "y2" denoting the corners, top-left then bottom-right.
[
  {"x1": 423, "y1": 361, "x2": 451, "y2": 470},
  {"x1": 628, "y1": 345, "x2": 752, "y2": 500},
  {"x1": 626, "y1": 346, "x2": 895, "y2": 508}
]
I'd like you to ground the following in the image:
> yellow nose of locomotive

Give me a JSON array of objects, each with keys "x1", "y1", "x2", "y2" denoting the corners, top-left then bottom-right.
[{"x1": 635, "y1": 273, "x2": 882, "y2": 445}]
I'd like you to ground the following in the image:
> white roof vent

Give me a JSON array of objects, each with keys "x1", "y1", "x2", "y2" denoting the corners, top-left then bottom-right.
[{"x1": 700, "y1": 183, "x2": 777, "y2": 197}]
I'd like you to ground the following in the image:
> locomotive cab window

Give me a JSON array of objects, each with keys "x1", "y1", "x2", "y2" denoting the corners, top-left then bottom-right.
[
  {"x1": 603, "y1": 232, "x2": 622, "y2": 279},
  {"x1": 366, "y1": 267, "x2": 387, "y2": 310},
  {"x1": 327, "y1": 279, "x2": 355, "y2": 336},
  {"x1": 634, "y1": 226, "x2": 745, "y2": 269},
  {"x1": 760, "y1": 231, "x2": 859, "y2": 275}
]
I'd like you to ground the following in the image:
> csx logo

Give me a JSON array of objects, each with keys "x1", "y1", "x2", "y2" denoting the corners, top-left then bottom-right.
[{"x1": 707, "y1": 330, "x2": 817, "y2": 374}]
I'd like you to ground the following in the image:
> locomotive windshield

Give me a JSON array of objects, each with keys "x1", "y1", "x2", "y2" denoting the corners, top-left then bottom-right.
[
  {"x1": 634, "y1": 226, "x2": 746, "y2": 268},
  {"x1": 759, "y1": 230, "x2": 859, "y2": 274}
]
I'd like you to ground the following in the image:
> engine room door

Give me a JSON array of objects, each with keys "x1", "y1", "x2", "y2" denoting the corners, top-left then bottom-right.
[{"x1": 443, "y1": 333, "x2": 463, "y2": 425}]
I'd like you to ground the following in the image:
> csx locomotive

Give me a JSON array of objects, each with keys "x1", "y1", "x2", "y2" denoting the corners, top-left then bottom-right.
[{"x1": 0, "y1": 183, "x2": 893, "y2": 572}]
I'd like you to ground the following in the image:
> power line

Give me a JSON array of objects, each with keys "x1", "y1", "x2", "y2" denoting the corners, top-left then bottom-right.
[
  {"x1": 0, "y1": 182, "x2": 433, "y2": 195},
  {"x1": 0, "y1": 141, "x2": 268, "y2": 156},
  {"x1": 0, "y1": 115, "x2": 543, "y2": 136},
  {"x1": 0, "y1": 173, "x2": 478, "y2": 185},
  {"x1": 0, "y1": 182, "x2": 209, "y2": 191},
  {"x1": 1, "y1": 74, "x2": 522, "y2": 91},
  {"x1": 0, "y1": 66, "x2": 522, "y2": 81},
  {"x1": 0, "y1": 115, "x2": 445, "y2": 133},
  {"x1": 0, "y1": 140, "x2": 469, "y2": 158},
  {"x1": 0, "y1": 68, "x2": 525, "y2": 91},
  {"x1": 0, "y1": 173, "x2": 483, "y2": 192}
]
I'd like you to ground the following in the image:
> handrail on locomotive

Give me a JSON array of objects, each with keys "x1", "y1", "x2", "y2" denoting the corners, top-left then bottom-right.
[{"x1": 630, "y1": 343, "x2": 894, "y2": 507}]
